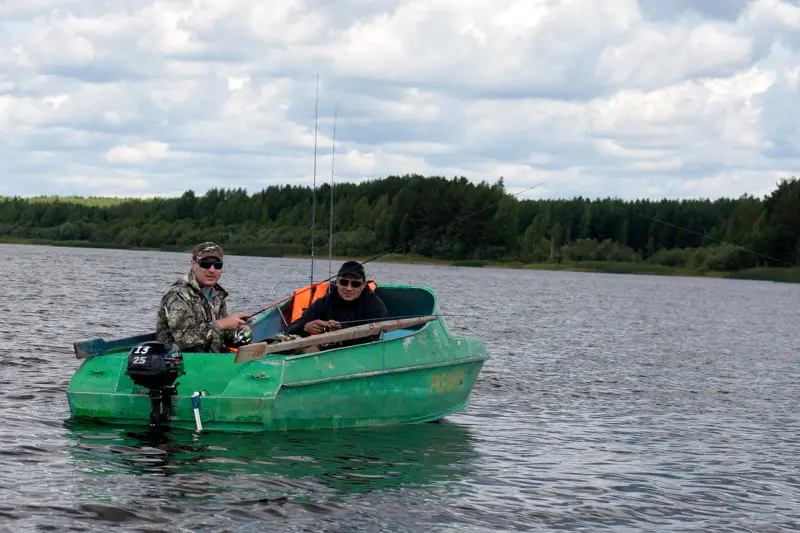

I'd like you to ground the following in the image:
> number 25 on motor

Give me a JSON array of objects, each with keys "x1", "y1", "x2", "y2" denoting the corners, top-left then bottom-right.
[{"x1": 131, "y1": 344, "x2": 150, "y2": 365}]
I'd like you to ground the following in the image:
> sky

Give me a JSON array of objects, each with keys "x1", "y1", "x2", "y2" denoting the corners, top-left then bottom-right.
[{"x1": 0, "y1": 0, "x2": 799, "y2": 201}]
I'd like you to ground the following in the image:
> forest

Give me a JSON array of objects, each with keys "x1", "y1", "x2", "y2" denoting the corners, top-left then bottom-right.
[{"x1": 1, "y1": 174, "x2": 799, "y2": 273}]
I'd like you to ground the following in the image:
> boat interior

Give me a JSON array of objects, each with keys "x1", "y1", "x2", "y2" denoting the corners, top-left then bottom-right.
[
  {"x1": 250, "y1": 284, "x2": 437, "y2": 342},
  {"x1": 73, "y1": 285, "x2": 439, "y2": 360}
]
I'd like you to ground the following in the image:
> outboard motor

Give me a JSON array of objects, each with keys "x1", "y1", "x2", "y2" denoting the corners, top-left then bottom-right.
[{"x1": 125, "y1": 341, "x2": 185, "y2": 428}]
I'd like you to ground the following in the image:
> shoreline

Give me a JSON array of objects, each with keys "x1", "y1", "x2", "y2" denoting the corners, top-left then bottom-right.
[{"x1": 3, "y1": 237, "x2": 799, "y2": 284}]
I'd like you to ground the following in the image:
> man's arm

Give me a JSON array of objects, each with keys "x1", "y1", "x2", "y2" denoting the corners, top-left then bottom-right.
[
  {"x1": 286, "y1": 297, "x2": 326, "y2": 337},
  {"x1": 218, "y1": 299, "x2": 236, "y2": 345}
]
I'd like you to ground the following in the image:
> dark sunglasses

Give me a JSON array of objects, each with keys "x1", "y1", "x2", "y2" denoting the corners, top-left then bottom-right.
[
  {"x1": 197, "y1": 258, "x2": 223, "y2": 270},
  {"x1": 337, "y1": 278, "x2": 363, "y2": 288}
]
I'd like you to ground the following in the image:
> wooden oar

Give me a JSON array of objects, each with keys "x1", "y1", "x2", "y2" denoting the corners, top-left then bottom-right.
[{"x1": 234, "y1": 315, "x2": 438, "y2": 363}]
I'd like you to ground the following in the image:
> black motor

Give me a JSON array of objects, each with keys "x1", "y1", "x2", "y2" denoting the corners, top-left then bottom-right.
[
  {"x1": 126, "y1": 341, "x2": 185, "y2": 389},
  {"x1": 125, "y1": 341, "x2": 185, "y2": 428}
]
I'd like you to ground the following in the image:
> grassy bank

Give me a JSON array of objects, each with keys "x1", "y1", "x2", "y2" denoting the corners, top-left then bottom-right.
[
  {"x1": 281, "y1": 255, "x2": 800, "y2": 283},
  {"x1": 2, "y1": 238, "x2": 798, "y2": 284},
  {"x1": 0, "y1": 237, "x2": 299, "y2": 256},
  {"x1": 519, "y1": 261, "x2": 800, "y2": 283},
  {"x1": 0, "y1": 236, "x2": 148, "y2": 250}
]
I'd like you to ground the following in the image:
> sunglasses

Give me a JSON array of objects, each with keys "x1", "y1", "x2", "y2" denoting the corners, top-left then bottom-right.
[
  {"x1": 337, "y1": 278, "x2": 363, "y2": 288},
  {"x1": 197, "y1": 258, "x2": 223, "y2": 270}
]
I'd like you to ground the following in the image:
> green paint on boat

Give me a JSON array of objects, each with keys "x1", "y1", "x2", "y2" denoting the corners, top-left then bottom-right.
[{"x1": 66, "y1": 285, "x2": 488, "y2": 432}]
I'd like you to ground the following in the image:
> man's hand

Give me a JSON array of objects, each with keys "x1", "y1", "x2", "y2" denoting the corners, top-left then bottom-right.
[
  {"x1": 304, "y1": 319, "x2": 338, "y2": 335},
  {"x1": 217, "y1": 313, "x2": 250, "y2": 330}
]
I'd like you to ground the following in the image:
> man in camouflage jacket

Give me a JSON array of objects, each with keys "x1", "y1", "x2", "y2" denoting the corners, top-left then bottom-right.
[{"x1": 156, "y1": 242, "x2": 250, "y2": 352}]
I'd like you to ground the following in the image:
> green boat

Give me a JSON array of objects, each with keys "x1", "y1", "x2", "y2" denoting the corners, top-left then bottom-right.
[{"x1": 66, "y1": 284, "x2": 488, "y2": 432}]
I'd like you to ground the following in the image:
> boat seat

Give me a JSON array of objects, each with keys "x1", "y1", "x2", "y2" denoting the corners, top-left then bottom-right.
[
  {"x1": 381, "y1": 328, "x2": 415, "y2": 341},
  {"x1": 289, "y1": 280, "x2": 377, "y2": 323}
]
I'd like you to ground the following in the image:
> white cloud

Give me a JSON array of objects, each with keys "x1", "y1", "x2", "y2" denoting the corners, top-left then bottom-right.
[
  {"x1": 227, "y1": 76, "x2": 250, "y2": 91},
  {"x1": 596, "y1": 23, "x2": 753, "y2": 88},
  {"x1": 106, "y1": 141, "x2": 171, "y2": 163},
  {"x1": 0, "y1": 0, "x2": 799, "y2": 200},
  {"x1": 52, "y1": 174, "x2": 152, "y2": 191},
  {"x1": 595, "y1": 140, "x2": 671, "y2": 160}
]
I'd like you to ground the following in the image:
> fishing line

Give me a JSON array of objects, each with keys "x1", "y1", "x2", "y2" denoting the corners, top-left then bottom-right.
[
  {"x1": 606, "y1": 201, "x2": 800, "y2": 268},
  {"x1": 358, "y1": 182, "x2": 545, "y2": 265},
  {"x1": 333, "y1": 313, "x2": 484, "y2": 327},
  {"x1": 247, "y1": 181, "x2": 545, "y2": 319},
  {"x1": 329, "y1": 100, "x2": 338, "y2": 278},
  {"x1": 310, "y1": 75, "x2": 320, "y2": 286}
]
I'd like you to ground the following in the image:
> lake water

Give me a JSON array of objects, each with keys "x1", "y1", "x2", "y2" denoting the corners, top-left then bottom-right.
[{"x1": 2, "y1": 243, "x2": 799, "y2": 532}]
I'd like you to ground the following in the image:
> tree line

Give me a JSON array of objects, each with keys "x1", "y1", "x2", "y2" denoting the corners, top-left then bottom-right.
[{"x1": 1, "y1": 174, "x2": 798, "y2": 271}]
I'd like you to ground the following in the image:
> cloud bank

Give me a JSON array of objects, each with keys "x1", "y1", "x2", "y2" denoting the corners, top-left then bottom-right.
[{"x1": 1, "y1": 0, "x2": 799, "y2": 200}]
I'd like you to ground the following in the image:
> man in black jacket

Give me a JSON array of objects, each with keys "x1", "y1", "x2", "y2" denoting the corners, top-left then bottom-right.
[{"x1": 286, "y1": 260, "x2": 388, "y2": 347}]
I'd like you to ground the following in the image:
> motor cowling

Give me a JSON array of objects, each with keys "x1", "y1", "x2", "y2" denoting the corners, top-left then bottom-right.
[{"x1": 125, "y1": 341, "x2": 185, "y2": 390}]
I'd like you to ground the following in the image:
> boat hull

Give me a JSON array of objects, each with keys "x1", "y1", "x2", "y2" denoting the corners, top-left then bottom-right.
[{"x1": 67, "y1": 357, "x2": 485, "y2": 432}]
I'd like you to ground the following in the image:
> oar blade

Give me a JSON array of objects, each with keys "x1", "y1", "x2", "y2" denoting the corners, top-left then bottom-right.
[{"x1": 234, "y1": 343, "x2": 269, "y2": 363}]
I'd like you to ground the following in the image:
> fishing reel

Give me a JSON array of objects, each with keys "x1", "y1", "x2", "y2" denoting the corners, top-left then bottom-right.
[
  {"x1": 231, "y1": 327, "x2": 253, "y2": 347},
  {"x1": 125, "y1": 341, "x2": 185, "y2": 428}
]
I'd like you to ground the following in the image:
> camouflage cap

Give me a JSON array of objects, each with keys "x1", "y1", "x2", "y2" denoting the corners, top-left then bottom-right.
[{"x1": 192, "y1": 241, "x2": 224, "y2": 259}]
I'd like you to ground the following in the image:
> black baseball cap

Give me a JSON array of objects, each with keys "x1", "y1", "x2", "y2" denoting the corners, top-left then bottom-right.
[{"x1": 337, "y1": 260, "x2": 365, "y2": 279}]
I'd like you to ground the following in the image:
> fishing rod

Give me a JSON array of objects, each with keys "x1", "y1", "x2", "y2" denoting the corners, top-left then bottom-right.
[
  {"x1": 245, "y1": 181, "x2": 545, "y2": 320},
  {"x1": 606, "y1": 201, "x2": 800, "y2": 268},
  {"x1": 328, "y1": 100, "x2": 338, "y2": 278},
  {"x1": 309, "y1": 75, "x2": 320, "y2": 286},
  {"x1": 311, "y1": 313, "x2": 486, "y2": 335},
  {"x1": 330, "y1": 313, "x2": 484, "y2": 327}
]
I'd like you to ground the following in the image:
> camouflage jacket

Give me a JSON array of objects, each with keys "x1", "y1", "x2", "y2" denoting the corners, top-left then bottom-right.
[{"x1": 155, "y1": 270, "x2": 234, "y2": 353}]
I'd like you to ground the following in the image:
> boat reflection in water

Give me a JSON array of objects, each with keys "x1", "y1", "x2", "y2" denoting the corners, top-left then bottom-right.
[{"x1": 64, "y1": 419, "x2": 479, "y2": 496}]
